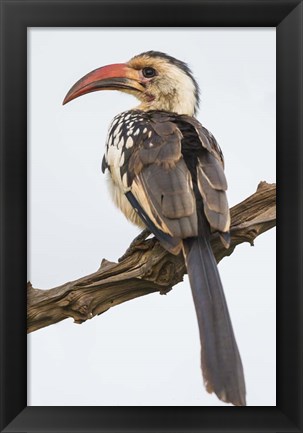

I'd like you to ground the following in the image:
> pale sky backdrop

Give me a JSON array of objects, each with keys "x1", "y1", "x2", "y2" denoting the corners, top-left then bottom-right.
[{"x1": 28, "y1": 28, "x2": 276, "y2": 406}]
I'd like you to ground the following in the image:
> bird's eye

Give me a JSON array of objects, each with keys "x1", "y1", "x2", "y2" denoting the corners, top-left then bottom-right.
[{"x1": 142, "y1": 67, "x2": 156, "y2": 78}]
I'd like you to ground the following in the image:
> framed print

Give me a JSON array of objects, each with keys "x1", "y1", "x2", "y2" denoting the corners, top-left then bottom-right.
[
  {"x1": 1, "y1": 0, "x2": 302, "y2": 432},
  {"x1": 27, "y1": 26, "x2": 276, "y2": 408}
]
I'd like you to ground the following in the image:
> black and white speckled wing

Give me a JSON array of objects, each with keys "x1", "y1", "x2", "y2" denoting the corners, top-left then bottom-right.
[{"x1": 103, "y1": 110, "x2": 230, "y2": 252}]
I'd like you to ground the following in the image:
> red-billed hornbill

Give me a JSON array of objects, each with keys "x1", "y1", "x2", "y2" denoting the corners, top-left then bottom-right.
[{"x1": 63, "y1": 51, "x2": 246, "y2": 406}]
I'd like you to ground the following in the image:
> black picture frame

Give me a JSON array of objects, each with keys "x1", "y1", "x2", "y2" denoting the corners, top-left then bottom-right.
[{"x1": 0, "y1": 0, "x2": 302, "y2": 432}]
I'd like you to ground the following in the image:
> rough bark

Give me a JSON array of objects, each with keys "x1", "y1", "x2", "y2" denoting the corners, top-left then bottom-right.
[{"x1": 27, "y1": 181, "x2": 276, "y2": 333}]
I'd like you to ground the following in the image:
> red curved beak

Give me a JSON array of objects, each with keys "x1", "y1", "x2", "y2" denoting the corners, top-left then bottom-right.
[{"x1": 63, "y1": 63, "x2": 144, "y2": 105}]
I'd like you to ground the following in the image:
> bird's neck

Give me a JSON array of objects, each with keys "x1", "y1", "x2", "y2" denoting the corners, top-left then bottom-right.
[{"x1": 137, "y1": 94, "x2": 196, "y2": 116}]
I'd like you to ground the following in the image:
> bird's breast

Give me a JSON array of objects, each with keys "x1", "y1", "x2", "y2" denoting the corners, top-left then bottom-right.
[{"x1": 103, "y1": 111, "x2": 145, "y2": 227}]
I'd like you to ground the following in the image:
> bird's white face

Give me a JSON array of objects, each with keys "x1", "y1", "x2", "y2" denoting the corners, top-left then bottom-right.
[
  {"x1": 127, "y1": 54, "x2": 198, "y2": 116},
  {"x1": 63, "y1": 52, "x2": 199, "y2": 117}
]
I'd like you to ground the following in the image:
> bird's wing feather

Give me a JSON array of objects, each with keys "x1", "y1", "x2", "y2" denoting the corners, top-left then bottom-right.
[
  {"x1": 178, "y1": 115, "x2": 225, "y2": 165},
  {"x1": 127, "y1": 113, "x2": 199, "y2": 254},
  {"x1": 118, "y1": 111, "x2": 230, "y2": 250},
  {"x1": 175, "y1": 115, "x2": 230, "y2": 236},
  {"x1": 124, "y1": 190, "x2": 181, "y2": 253}
]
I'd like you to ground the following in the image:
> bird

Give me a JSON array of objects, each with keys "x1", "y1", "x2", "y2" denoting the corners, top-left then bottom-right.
[{"x1": 63, "y1": 51, "x2": 246, "y2": 406}]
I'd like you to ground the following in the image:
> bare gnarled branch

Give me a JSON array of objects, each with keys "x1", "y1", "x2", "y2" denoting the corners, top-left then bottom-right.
[{"x1": 27, "y1": 181, "x2": 276, "y2": 333}]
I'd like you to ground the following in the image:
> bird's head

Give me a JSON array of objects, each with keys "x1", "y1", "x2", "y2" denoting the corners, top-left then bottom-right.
[{"x1": 63, "y1": 51, "x2": 200, "y2": 116}]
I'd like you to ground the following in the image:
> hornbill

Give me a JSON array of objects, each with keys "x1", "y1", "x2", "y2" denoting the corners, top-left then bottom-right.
[{"x1": 63, "y1": 51, "x2": 246, "y2": 406}]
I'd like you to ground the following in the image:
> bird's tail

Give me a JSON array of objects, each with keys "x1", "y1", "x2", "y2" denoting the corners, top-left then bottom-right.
[{"x1": 183, "y1": 236, "x2": 246, "y2": 406}]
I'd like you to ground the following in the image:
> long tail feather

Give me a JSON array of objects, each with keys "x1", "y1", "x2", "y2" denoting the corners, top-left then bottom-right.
[{"x1": 183, "y1": 236, "x2": 246, "y2": 406}]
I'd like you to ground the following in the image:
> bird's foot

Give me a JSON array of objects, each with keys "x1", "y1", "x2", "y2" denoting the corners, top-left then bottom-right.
[{"x1": 118, "y1": 229, "x2": 152, "y2": 262}]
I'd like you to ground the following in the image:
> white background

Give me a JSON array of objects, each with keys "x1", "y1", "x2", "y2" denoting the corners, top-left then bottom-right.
[{"x1": 28, "y1": 28, "x2": 276, "y2": 406}]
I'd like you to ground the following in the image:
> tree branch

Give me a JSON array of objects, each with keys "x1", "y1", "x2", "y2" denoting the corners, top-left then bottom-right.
[{"x1": 27, "y1": 181, "x2": 276, "y2": 333}]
